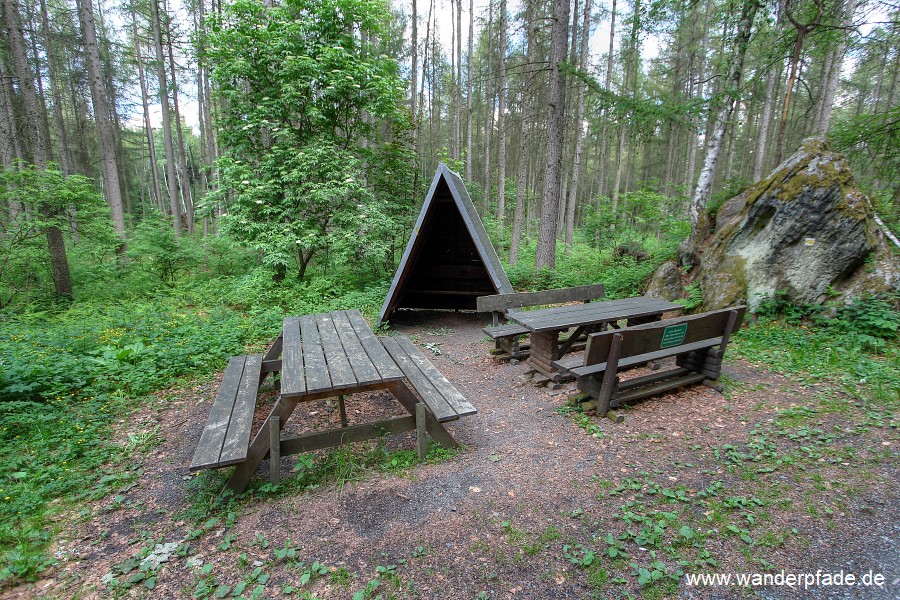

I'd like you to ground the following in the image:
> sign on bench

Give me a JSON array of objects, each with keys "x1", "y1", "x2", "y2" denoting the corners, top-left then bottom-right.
[{"x1": 556, "y1": 306, "x2": 746, "y2": 416}]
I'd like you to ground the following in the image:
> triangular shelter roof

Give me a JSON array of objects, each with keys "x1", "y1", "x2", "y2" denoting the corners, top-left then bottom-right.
[{"x1": 378, "y1": 163, "x2": 513, "y2": 324}]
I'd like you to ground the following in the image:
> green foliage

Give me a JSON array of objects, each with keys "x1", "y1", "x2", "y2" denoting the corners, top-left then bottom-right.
[
  {"x1": 675, "y1": 283, "x2": 703, "y2": 311},
  {"x1": 206, "y1": 0, "x2": 415, "y2": 282},
  {"x1": 0, "y1": 166, "x2": 118, "y2": 308},
  {"x1": 126, "y1": 216, "x2": 201, "y2": 287}
]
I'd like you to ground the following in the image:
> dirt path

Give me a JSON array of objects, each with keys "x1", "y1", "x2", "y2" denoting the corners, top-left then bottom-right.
[{"x1": 7, "y1": 312, "x2": 898, "y2": 599}]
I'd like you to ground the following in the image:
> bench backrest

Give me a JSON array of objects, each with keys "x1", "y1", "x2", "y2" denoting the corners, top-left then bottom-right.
[
  {"x1": 584, "y1": 306, "x2": 747, "y2": 365},
  {"x1": 476, "y1": 283, "x2": 606, "y2": 313}
]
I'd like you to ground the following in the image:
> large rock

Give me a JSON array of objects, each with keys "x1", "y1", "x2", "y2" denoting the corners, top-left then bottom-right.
[
  {"x1": 645, "y1": 259, "x2": 684, "y2": 302},
  {"x1": 690, "y1": 138, "x2": 898, "y2": 310}
]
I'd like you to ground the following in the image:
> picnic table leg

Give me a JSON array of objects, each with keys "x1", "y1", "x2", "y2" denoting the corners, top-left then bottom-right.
[
  {"x1": 225, "y1": 397, "x2": 299, "y2": 494},
  {"x1": 557, "y1": 325, "x2": 587, "y2": 356},
  {"x1": 337, "y1": 395, "x2": 348, "y2": 428},
  {"x1": 415, "y1": 403, "x2": 427, "y2": 459},
  {"x1": 269, "y1": 416, "x2": 280, "y2": 484},
  {"x1": 387, "y1": 381, "x2": 458, "y2": 450}
]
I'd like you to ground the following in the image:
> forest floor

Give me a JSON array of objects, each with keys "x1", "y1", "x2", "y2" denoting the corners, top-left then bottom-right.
[{"x1": 4, "y1": 311, "x2": 898, "y2": 599}]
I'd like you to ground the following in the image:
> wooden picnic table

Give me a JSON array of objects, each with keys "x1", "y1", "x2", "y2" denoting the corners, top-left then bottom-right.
[
  {"x1": 223, "y1": 309, "x2": 474, "y2": 493},
  {"x1": 507, "y1": 297, "x2": 683, "y2": 381}
]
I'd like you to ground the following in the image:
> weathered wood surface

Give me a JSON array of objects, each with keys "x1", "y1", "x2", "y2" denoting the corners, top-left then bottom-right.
[
  {"x1": 582, "y1": 307, "x2": 746, "y2": 366},
  {"x1": 190, "y1": 354, "x2": 262, "y2": 471},
  {"x1": 476, "y1": 283, "x2": 606, "y2": 312},
  {"x1": 381, "y1": 336, "x2": 477, "y2": 422},
  {"x1": 280, "y1": 310, "x2": 404, "y2": 400},
  {"x1": 483, "y1": 323, "x2": 529, "y2": 339},
  {"x1": 553, "y1": 307, "x2": 746, "y2": 416},
  {"x1": 510, "y1": 297, "x2": 682, "y2": 333}
]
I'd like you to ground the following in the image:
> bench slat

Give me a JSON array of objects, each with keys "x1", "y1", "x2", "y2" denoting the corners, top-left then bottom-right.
[
  {"x1": 316, "y1": 312, "x2": 357, "y2": 389},
  {"x1": 347, "y1": 310, "x2": 404, "y2": 380},
  {"x1": 395, "y1": 336, "x2": 476, "y2": 419},
  {"x1": 191, "y1": 356, "x2": 247, "y2": 470},
  {"x1": 566, "y1": 337, "x2": 724, "y2": 378},
  {"x1": 584, "y1": 307, "x2": 746, "y2": 365},
  {"x1": 281, "y1": 318, "x2": 305, "y2": 396},
  {"x1": 299, "y1": 314, "x2": 332, "y2": 393},
  {"x1": 483, "y1": 324, "x2": 529, "y2": 338},
  {"x1": 330, "y1": 311, "x2": 382, "y2": 384},
  {"x1": 218, "y1": 354, "x2": 263, "y2": 466},
  {"x1": 381, "y1": 337, "x2": 476, "y2": 422}
]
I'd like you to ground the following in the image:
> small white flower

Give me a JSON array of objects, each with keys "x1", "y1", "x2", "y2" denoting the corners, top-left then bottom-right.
[{"x1": 255, "y1": 200, "x2": 263, "y2": 204}]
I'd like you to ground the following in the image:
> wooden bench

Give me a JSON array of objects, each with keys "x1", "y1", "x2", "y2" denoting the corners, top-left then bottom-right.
[
  {"x1": 381, "y1": 336, "x2": 477, "y2": 424},
  {"x1": 190, "y1": 354, "x2": 263, "y2": 471},
  {"x1": 477, "y1": 284, "x2": 606, "y2": 360},
  {"x1": 554, "y1": 307, "x2": 746, "y2": 417}
]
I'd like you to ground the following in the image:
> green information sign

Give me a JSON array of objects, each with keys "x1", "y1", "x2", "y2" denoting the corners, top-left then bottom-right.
[{"x1": 660, "y1": 323, "x2": 688, "y2": 349}]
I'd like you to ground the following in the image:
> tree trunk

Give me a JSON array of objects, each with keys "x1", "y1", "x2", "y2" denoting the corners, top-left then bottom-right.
[
  {"x1": 814, "y1": 0, "x2": 856, "y2": 134},
  {"x1": 133, "y1": 17, "x2": 163, "y2": 211},
  {"x1": 534, "y1": 0, "x2": 570, "y2": 270},
  {"x1": 465, "y1": 0, "x2": 473, "y2": 181},
  {"x1": 774, "y1": 0, "x2": 823, "y2": 165},
  {"x1": 753, "y1": 66, "x2": 777, "y2": 181},
  {"x1": 167, "y1": 18, "x2": 194, "y2": 234},
  {"x1": 482, "y1": 0, "x2": 494, "y2": 198},
  {"x1": 411, "y1": 0, "x2": 417, "y2": 121},
  {"x1": 596, "y1": 0, "x2": 616, "y2": 201},
  {"x1": 75, "y1": 0, "x2": 126, "y2": 242},
  {"x1": 496, "y1": 0, "x2": 507, "y2": 224},
  {"x1": 687, "y1": 0, "x2": 760, "y2": 255},
  {"x1": 150, "y1": 0, "x2": 182, "y2": 236},
  {"x1": 565, "y1": 0, "x2": 591, "y2": 250},
  {"x1": 38, "y1": 0, "x2": 72, "y2": 176}
]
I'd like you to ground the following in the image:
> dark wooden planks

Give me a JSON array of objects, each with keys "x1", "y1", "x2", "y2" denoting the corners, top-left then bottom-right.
[
  {"x1": 191, "y1": 355, "x2": 262, "y2": 470},
  {"x1": 298, "y1": 314, "x2": 332, "y2": 393},
  {"x1": 191, "y1": 356, "x2": 247, "y2": 470},
  {"x1": 316, "y1": 312, "x2": 357, "y2": 390},
  {"x1": 483, "y1": 323, "x2": 529, "y2": 338},
  {"x1": 381, "y1": 336, "x2": 476, "y2": 422},
  {"x1": 219, "y1": 355, "x2": 262, "y2": 465},
  {"x1": 572, "y1": 338, "x2": 724, "y2": 378},
  {"x1": 512, "y1": 297, "x2": 681, "y2": 332},
  {"x1": 584, "y1": 307, "x2": 746, "y2": 365},
  {"x1": 281, "y1": 318, "x2": 305, "y2": 396},
  {"x1": 346, "y1": 310, "x2": 404, "y2": 380},
  {"x1": 330, "y1": 311, "x2": 382, "y2": 384},
  {"x1": 476, "y1": 283, "x2": 606, "y2": 312}
]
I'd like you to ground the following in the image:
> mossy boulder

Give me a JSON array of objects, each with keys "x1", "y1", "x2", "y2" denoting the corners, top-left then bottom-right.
[
  {"x1": 672, "y1": 137, "x2": 897, "y2": 310},
  {"x1": 645, "y1": 260, "x2": 684, "y2": 301}
]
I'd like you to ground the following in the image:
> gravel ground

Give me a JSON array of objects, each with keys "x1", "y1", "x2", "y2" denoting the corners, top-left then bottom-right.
[{"x1": 5, "y1": 311, "x2": 897, "y2": 599}]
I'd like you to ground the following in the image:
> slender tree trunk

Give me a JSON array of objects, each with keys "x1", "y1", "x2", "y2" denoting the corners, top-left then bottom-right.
[
  {"x1": 2, "y1": 0, "x2": 73, "y2": 298},
  {"x1": 39, "y1": 0, "x2": 71, "y2": 176},
  {"x1": 753, "y1": 66, "x2": 777, "y2": 181},
  {"x1": 596, "y1": 0, "x2": 616, "y2": 201},
  {"x1": 687, "y1": 0, "x2": 760, "y2": 253},
  {"x1": 74, "y1": 0, "x2": 126, "y2": 242},
  {"x1": 166, "y1": 23, "x2": 194, "y2": 234},
  {"x1": 465, "y1": 0, "x2": 473, "y2": 180},
  {"x1": 510, "y1": 4, "x2": 535, "y2": 265},
  {"x1": 496, "y1": 0, "x2": 507, "y2": 224},
  {"x1": 535, "y1": 0, "x2": 570, "y2": 269},
  {"x1": 565, "y1": 0, "x2": 591, "y2": 249},
  {"x1": 133, "y1": 18, "x2": 163, "y2": 211},
  {"x1": 774, "y1": 0, "x2": 823, "y2": 165},
  {"x1": 150, "y1": 0, "x2": 182, "y2": 235},
  {"x1": 482, "y1": 0, "x2": 494, "y2": 197},
  {"x1": 814, "y1": 0, "x2": 856, "y2": 133},
  {"x1": 455, "y1": 0, "x2": 462, "y2": 160},
  {"x1": 411, "y1": 0, "x2": 417, "y2": 121}
]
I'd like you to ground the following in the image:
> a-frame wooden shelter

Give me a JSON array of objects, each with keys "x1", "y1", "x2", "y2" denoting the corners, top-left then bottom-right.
[{"x1": 378, "y1": 163, "x2": 513, "y2": 324}]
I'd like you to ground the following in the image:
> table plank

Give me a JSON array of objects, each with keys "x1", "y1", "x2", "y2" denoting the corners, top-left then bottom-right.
[
  {"x1": 298, "y1": 314, "x2": 332, "y2": 393},
  {"x1": 346, "y1": 310, "x2": 404, "y2": 380},
  {"x1": 281, "y1": 318, "x2": 305, "y2": 396},
  {"x1": 330, "y1": 311, "x2": 382, "y2": 385},
  {"x1": 316, "y1": 312, "x2": 357, "y2": 389},
  {"x1": 512, "y1": 298, "x2": 680, "y2": 332}
]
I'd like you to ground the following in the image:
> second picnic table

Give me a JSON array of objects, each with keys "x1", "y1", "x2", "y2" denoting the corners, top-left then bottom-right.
[{"x1": 507, "y1": 296, "x2": 683, "y2": 381}]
